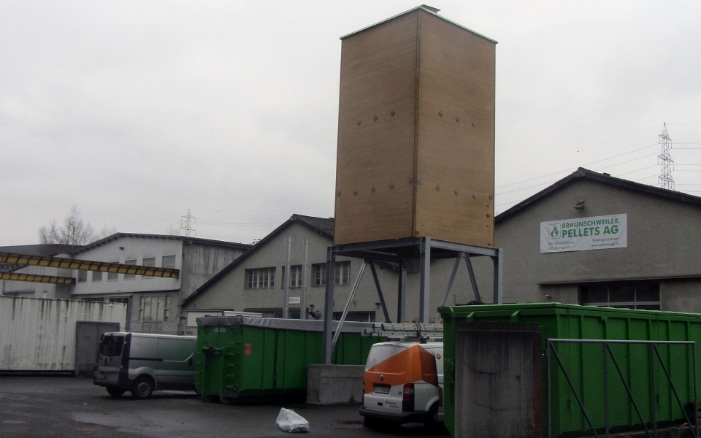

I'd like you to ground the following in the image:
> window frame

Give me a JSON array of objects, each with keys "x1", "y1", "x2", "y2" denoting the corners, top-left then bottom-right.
[
  {"x1": 312, "y1": 261, "x2": 351, "y2": 286},
  {"x1": 124, "y1": 259, "x2": 137, "y2": 280},
  {"x1": 334, "y1": 261, "x2": 351, "y2": 285},
  {"x1": 580, "y1": 281, "x2": 660, "y2": 310},
  {"x1": 143, "y1": 257, "x2": 156, "y2": 279},
  {"x1": 245, "y1": 267, "x2": 276, "y2": 289},
  {"x1": 162, "y1": 255, "x2": 176, "y2": 270},
  {"x1": 281, "y1": 265, "x2": 303, "y2": 289}
]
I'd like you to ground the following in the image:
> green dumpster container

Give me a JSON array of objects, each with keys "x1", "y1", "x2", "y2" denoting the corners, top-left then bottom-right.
[
  {"x1": 195, "y1": 316, "x2": 383, "y2": 403},
  {"x1": 438, "y1": 303, "x2": 701, "y2": 437}
]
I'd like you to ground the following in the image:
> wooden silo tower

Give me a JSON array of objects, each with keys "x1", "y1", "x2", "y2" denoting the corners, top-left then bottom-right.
[{"x1": 334, "y1": 6, "x2": 497, "y2": 247}]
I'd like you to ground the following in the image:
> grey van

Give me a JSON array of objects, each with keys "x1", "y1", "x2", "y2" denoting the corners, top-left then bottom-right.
[{"x1": 93, "y1": 332, "x2": 196, "y2": 399}]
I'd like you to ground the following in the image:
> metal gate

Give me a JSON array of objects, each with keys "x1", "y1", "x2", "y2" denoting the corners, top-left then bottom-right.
[
  {"x1": 546, "y1": 339, "x2": 698, "y2": 438},
  {"x1": 74, "y1": 321, "x2": 120, "y2": 377}
]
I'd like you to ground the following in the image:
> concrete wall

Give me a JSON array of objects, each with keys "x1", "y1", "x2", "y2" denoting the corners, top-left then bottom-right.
[
  {"x1": 306, "y1": 364, "x2": 364, "y2": 404},
  {"x1": 455, "y1": 322, "x2": 541, "y2": 437}
]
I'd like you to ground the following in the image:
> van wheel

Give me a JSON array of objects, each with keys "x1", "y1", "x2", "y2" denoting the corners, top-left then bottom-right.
[
  {"x1": 424, "y1": 404, "x2": 439, "y2": 429},
  {"x1": 131, "y1": 376, "x2": 154, "y2": 399},
  {"x1": 362, "y1": 416, "x2": 378, "y2": 428},
  {"x1": 106, "y1": 386, "x2": 125, "y2": 397}
]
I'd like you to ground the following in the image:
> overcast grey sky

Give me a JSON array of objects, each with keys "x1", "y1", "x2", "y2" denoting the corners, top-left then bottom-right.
[{"x1": 2, "y1": 1, "x2": 699, "y2": 246}]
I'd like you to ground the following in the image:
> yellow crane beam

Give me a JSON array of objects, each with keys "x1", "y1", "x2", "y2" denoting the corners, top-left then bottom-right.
[
  {"x1": 0, "y1": 272, "x2": 76, "y2": 285},
  {"x1": 0, "y1": 252, "x2": 180, "y2": 279}
]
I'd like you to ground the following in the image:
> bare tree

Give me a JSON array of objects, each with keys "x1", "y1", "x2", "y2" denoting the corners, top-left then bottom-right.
[{"x1": 39, "y1": 205, "x2": 97, "y2": 247}]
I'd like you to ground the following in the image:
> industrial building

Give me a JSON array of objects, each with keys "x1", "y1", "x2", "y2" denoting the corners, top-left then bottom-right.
[
  {"x1": 490, "y1": 167, "x2": 701, "y2": 311},
  {"x1": 181, "y1": 214, "x2": 399, "y2": 334},
  {"x1": 182, "y1": 168, "x2": 701, "y2": 324},
  {"x1": 1, "y1": 233, "x2": 251, "y2": 334}
]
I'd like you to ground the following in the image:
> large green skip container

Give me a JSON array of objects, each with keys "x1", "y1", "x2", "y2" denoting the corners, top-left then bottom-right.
[
  {"x1": 195, "y1": 316, "x2": 384, "y2": 403},
  {"x1": 438, "y1": 303, "x2": 701, "y2": 437}
]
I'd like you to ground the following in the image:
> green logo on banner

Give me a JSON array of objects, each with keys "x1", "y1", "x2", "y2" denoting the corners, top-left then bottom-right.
[{"x1": 549, "y1": 224, "x2": 560, "y2": 238}]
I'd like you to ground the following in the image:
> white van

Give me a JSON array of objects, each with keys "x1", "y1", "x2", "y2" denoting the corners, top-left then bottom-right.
[
  {"x1": 360, "y1": 341, "x2": 443, "y2": 428},
  {"x1": 93, "y1": 332, "x2": 196, "y2": 399}
]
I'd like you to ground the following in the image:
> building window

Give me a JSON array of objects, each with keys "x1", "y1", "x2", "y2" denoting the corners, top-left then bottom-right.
[
  {"x1": 580, "y1": 281, "x2": 660, "y2": 310},
  {"x1": 77, "y1": 270, "x2": 88, "y2": 283},
  {"x1": 140, "y1": 295, "x2": 169, "y2": 322},
  {"x1": 313, "y1": 263, "x2": 325, "y2": 286},
  {"x1": 245, "y1": 267, "x2": 275, "y2": 289},
  {"x1": 143, "y1": 257, "x2": 155, "y2": 279},
  {"x1": 124, "y1": 259, "x2": 137, "y2": 280},
  {"x1": 312, "y1": 262, "x2": 351, "y2": 286},
  {"x1": 281, "y1": 265, "x2": 303, "y2": 288},
  {"x1": 92, "y1": 271, "x2": 103, "y2": 282},
  {"x1": 335, "y1": 261, "x2": 351, "y2": 285},
  {"x1": 162, "y1": 255, "x2": 176, "y2": 269},
  {"x1": 107, "y1": 262, "x2": 119, "y2": 281}
]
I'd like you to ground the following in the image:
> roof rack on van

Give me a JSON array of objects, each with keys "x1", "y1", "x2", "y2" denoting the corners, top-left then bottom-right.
[{"x1": 362, "y1": 322, "x2": 443, "y2": 343}]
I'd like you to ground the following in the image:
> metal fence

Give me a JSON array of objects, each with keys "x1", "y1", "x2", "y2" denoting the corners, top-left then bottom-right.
[{"x1": 546, "y1": 339, "x2": 698, "y2": 438}]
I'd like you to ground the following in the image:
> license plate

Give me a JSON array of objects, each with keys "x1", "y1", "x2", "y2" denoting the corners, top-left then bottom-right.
[{"x1": 374, "y1": 385, "x2": 390, "y2": 394}]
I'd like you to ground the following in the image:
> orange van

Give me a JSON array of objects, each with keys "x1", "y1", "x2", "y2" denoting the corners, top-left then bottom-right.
[{"x1": 360, "y1": 341, "x2": 443, "y2": 428}]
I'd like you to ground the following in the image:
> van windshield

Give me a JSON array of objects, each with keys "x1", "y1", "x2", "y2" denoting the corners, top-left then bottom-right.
[
  {"x1": 99, "y1": 335, "x2": 125, "y2": 357},
  {"x1": 366, "y1": 345, "x2": 408, "y2": 369}
]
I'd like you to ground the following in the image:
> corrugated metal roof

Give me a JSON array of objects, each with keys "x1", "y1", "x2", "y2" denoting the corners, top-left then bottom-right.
[
  {"x1": 0, "y1": 244, "x2": 79, "y2": 257},
  {"x1": 74, "y1": 232, "x2": 251, "y2": 254}
]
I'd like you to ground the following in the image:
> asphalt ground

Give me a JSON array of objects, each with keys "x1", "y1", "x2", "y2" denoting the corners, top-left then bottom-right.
[{"x1": 0, "y1": 377, "x2": 448, "y2": 437}]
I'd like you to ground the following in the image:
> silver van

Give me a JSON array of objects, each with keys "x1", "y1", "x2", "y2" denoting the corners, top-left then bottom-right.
[{"x1": 93, "y1": 332, "x2": 196, "y2": 399}]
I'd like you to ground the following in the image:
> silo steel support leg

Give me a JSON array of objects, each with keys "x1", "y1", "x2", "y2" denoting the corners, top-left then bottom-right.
[
  {"x1": 419, "y1": 238, "x2": 431, "y2": 323},
  {"x1": 322, "y1": 246, "x2": 336, "y2": 364}
]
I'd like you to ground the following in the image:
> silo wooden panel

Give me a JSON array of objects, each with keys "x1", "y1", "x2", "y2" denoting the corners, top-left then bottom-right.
[
  {"x1": 334, "y1": 13, "x2": 419, "y2": 244},
  {"x1": 414, "y1": 13, "x2": 495, "y2": 247},
  {"x1": 334, "y1": 9, "x2": 496, "y2": 247}
]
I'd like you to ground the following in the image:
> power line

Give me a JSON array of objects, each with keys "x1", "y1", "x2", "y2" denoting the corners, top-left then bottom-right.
[{"x1": 495, "y1": 124, "x2": 701, "y2": 210}]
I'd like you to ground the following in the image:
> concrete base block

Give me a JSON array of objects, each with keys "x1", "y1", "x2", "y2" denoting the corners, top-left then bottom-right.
[{"x1": 306, "y1": 364, "x2": 364, "y2": 405}]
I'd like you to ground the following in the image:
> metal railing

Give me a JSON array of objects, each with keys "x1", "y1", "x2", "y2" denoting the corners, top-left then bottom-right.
[{"x1": 546, "y1": 339, "x2": 698, "y2": 438}]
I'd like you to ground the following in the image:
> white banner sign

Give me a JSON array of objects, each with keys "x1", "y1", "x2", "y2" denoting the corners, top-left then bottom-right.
[{"x1": 540, "y1": 214, "x2": 627, "y2": 253}]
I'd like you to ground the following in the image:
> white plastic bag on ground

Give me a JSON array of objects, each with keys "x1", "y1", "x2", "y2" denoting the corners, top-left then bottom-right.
[{"x1": 276, "y1": 407, "x2": 309, "y2": 433}]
